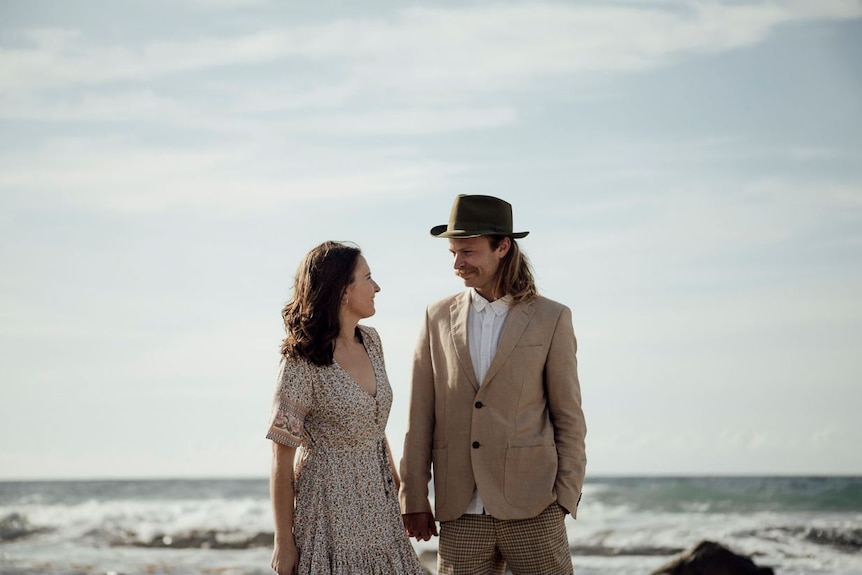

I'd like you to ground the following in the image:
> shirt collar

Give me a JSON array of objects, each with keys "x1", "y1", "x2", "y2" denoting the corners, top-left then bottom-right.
[{"x1": 470, "y1": 289, "x2": 512, "y2": 315}]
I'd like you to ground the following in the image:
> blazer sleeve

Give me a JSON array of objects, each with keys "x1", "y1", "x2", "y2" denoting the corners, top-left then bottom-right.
[
  {"x1": 399, "y1": 307, "x2": 435, "y2": 515},
  {"x1": 545, "y1": 305, "x2": 587, "y2": 517}
]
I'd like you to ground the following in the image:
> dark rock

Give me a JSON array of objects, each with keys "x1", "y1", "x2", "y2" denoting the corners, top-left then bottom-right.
[
  {"x1": 570, "y1": 544, "x2": 685, "y2": 556},
  {"x1": 130, "y1": 529, "x2": 274, "y2": 550},
  {"x1": 803, "y1": 527, "x2": 862, "y2": 551},
  {"x1": 750, "y1": 525, "x2": 862, "y2": 552},
  {"x1": 246, "y1": 531, "x2": 274, "y2": 547},
  {"x1": 650, "y1": 540, "x2": 774, "y2": 575},
  {"x1": 0, "y1": 513, "x2": 49, "y2": 542}
]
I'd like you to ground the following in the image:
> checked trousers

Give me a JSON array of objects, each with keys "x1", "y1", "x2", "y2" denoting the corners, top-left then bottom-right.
[{"x1": 436, "y1": 502, "x2": 574, "y2": 575}]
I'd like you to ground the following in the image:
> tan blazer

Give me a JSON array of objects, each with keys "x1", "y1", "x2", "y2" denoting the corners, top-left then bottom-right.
[{"x1": 400, "y1": 291, "x2": 587, "y2": 522}]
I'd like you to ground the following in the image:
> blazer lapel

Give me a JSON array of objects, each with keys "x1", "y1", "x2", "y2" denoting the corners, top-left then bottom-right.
[
  {"x1": 450, "y1": 291, "x2": 479, "y2": 391},
  {"x1": 482, "y1": 298, "x2": 536, "y2": 387}
]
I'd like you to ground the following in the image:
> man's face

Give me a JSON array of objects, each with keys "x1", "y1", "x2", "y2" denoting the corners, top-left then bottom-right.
[{"x1": 448, "y1": 236, "x2": 509, "y2": 300}]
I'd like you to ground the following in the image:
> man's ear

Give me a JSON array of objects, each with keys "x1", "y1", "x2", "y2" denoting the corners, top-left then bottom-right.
[{"x1": 497, "y1": 236, "x2": 511, "y2": 257}]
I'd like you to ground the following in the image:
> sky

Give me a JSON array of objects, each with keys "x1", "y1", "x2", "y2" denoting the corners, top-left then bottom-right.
[{"x1": 1, "y1": 0, "x2": 861, "y2": 480}]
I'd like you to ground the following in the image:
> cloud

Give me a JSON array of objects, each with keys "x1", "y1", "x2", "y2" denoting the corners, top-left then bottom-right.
[
  {"x1": 0, "y1": 28, "x2": 300, "y2": 92},
  {"x1": 307, "y1": 106, "x2": 517, "y2": 135},
  {"x1": 2, "y1": 1, "x2": 860, "y2": 211},
  {"x1": 2, "y1": 0, "x2": 859, "y2": 148},
  {"x1": 0, "y1": 136, "x2": 465, "y2": 212},
  {"x1": 3, "y1": 1, "x2": 860, "y2": 98},
  {"x1": 188, "y1": 0, "x2": 266, "y2": 6},
  {"x1": 553, "y1": 169, "x2": 862, "y2": 259},
  {"x1": 0, "y1": 89, "x2": 226, "y2": 127}
]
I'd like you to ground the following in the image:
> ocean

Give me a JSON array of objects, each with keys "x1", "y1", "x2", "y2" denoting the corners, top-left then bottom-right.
[{"x1": 1, "y1": 476, "x2": 860, "y2": 575}]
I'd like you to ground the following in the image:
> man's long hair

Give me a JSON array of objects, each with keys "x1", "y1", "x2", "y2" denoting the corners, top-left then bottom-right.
[
  {"x1": 280, "y1": 241, "x2": 361, "y2": 366},
  {"x1": 489, "y1": 235, "x2": 538, "y2": 303}
]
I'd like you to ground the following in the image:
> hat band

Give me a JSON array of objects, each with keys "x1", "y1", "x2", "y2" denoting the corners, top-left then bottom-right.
[{"x1": 450, "y1": 222, "x2": 511, "y2": 234}]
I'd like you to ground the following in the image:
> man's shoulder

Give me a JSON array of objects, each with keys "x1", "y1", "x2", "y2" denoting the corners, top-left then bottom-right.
[
  {"x1": 426, "y1": 291, "x2": 467, "y2": 314},
  {"x1": 522, "y1": 294, "x2": 570, "y2": 315},
  {"x1": 519, "y1": 296, "x2": 577, "y2": 339}
]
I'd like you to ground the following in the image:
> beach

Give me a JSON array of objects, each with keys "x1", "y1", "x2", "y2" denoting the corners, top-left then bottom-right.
[{"x1": 1, "y1": 476, "x2": 860, "y2": 575}]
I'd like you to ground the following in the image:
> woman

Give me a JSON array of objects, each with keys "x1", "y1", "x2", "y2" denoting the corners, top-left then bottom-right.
[{"x1": 266, "y1": 241, "x2": 425, "y2": 575}]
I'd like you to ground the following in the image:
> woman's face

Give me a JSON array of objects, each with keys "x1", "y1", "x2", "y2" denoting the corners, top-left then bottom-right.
[{"x1": 343, "y1": 255, "x2": 380, "y2": 320}]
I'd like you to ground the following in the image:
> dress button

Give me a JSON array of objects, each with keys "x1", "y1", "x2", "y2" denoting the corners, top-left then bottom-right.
[
  {"x1": 475, "y1": 401, "x2": 483, "y2": 409},
  {"x1": 472, "y1": 441, "x2": 480, "y2": 449}
]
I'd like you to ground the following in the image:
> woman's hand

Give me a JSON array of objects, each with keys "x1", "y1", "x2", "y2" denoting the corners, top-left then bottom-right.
[
  {"x1": 271, "y1": 535, "x2": 299, "y2": 575},
  {"x1": 270, "y1": 442, "x2": 298, "y2": 574},
  {"x1": 403, "y1": 512, "x2": 438, "y2": 541}
]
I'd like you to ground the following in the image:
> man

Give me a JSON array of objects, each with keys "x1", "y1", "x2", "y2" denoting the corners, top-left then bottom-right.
[{"x1": 400, "y1": 194, "x2": 587, "y2": 575}]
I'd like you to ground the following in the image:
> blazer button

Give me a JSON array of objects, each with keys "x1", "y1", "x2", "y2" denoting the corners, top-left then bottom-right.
[
  {"x1": 474, "y1": 401, "x2": 483, "y2": 409},
  {"x1": 472, "y1": 441, "x2": 480, "y2": 449}
]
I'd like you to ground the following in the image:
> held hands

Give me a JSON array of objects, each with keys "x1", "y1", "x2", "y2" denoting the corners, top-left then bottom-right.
[
  {"x1": 402, "y1": 512, "x2": 438, "y2": 541},
  {"x1": 272, "y1": 536, "x2": 299, "y2": 575}
]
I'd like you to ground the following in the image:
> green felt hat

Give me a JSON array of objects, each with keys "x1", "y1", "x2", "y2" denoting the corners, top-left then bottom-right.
[{"x1": 430, "y1": 194, "x2": 529, "y2": 239}]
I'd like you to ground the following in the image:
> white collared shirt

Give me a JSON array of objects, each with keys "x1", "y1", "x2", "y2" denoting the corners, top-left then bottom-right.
[{"x1": 465, "y1": 289, "x2": 512, "y2": 514}]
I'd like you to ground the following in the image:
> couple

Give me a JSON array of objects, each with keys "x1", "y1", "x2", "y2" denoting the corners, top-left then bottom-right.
[{"x1": 266, "y1": 195, "x2": 588, "y2": 575}]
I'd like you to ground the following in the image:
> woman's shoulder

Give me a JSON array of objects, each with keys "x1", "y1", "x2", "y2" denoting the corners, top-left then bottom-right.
[
  {"x1": 281, "y1": 351, "x2": 329, "y2": 376},
  {"x1": 360, "y1": 324, "x2": 387, "y2": 350},
  {"x1": 357, "y1": 324, "x2": 380, "y2": 343},
  {"x1": 357, "y1": 325, "x2": 386, "y2": 363}
]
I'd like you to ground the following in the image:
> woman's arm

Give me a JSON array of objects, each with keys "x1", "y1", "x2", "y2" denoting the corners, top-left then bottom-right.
[{"x1": 271, "y1": 442, "x2": 299, "y2": 575}]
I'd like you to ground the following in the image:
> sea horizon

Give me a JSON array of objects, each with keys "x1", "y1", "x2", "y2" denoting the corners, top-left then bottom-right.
[{"x1": 4, "y1": 472, "x2": 861, "y2": 483}]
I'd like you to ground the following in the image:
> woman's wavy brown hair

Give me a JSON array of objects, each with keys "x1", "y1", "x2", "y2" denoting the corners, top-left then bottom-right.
[
  {"x1": 280, "y1": 241, "x2": 362, "y2": 366},
  {"x1": 489, "y1": 235, "x2": 538, "y2": 303}
]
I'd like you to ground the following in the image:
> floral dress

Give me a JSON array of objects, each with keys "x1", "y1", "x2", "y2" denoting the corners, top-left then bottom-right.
[{"x1": 266, "y1": 325, "x2": 425, "y2": 575}]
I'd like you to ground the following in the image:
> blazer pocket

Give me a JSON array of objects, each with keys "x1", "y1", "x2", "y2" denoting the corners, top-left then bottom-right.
[
  {"x1": 514, "y1": 341, "x2": 545, "y2": 349},
  {"x1": 431, "y1": 447, "x2": 448, "y2": 510},
  {"x1": 504, "y1": 445, "x2": 557, "y2": 507}
]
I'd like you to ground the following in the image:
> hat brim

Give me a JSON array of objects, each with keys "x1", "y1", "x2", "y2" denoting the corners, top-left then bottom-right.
[{"x1": 430, "y1": 224, "x2": 529, "y2": 239}]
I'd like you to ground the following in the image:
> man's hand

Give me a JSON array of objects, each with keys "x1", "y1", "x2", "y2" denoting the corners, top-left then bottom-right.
[{"x1": 402, "y1": 512, "x2": 438, "y2": 541}]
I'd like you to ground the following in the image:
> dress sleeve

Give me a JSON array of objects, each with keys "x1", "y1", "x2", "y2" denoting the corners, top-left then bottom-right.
[{"x1": 265, "y1": 355, "x2": 313, "y2": 448}]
